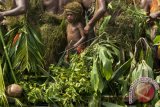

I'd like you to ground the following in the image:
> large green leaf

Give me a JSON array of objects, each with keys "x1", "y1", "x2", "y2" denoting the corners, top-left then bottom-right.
[
  {"x1": 91, "y1": 58, "x2": 104, "y2": 93},
  {"x1": 111, "y1": 58, "x2": 132, "y2": 81},
  {"x1": 99, "y1": 46, "x2": 113, "y2": 80}
]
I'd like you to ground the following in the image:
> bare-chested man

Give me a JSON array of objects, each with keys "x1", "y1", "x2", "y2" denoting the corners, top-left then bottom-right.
[
  {"x1": 141, "y1": 0, "x2": 160, "y2": 68},
  {"x1": 81, "y1": 0, "x2": 107, "y2": 33},
  {"x1": 43, "y1": 0, "x2": 70, "y2": 14}
]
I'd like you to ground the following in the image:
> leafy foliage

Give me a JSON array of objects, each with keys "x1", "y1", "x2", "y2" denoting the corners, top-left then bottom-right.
[
  {"x1": 46, "y1": 57, "x2": 93, "y2": 106},
  {"x1": 7, "y1": 24, "x2": 44, "y2": 75},
  {"x1": 0, "y1": 59, "x2": 9, "y2": 107},
  {"x1": 0, "y1": 0, "x2": 159, "y2": 107}
]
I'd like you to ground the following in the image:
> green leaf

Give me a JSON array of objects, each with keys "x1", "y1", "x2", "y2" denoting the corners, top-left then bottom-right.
[
  {"x1": 91, "y1": 58, "x2": 104, "y2": 93},
  {"x1": 102, "y1": 102, "x2": 123, "y2": 107},
  {"x1": 99, "y1": 46, "x2": 113, "y2": 80},
  {"x1": 12, "y1": 33, "x2": 30, "y2": 72},
  {"x1": 156, "y1": 76, "x2": 160, "y2": 84},
  {"x1": 27, "y1": 24, "x2": 43, "y2": 45},
  {"x1": 111, "y1": 58, "x2": 132, "y2": 81},
  {"x1": 153, "y1": 35, "x2": 160, "y2": 45},
  {"x1": 99, "y1": 15, "x2": 111, "y2": 34},
  {"x1": 144, "y1": 45, "x2": 153, "y2": 68},
  {"x1": 0, "y1": 59, "x2": 9, "y2": 107},
  {"x1": 88, "y1": 93, "x2": 99, "y2": 107}
]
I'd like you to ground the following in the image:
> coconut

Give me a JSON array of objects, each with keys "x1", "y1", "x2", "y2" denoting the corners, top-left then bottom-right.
[{"x1": 6, "y1": 84, "x2": 23, "y2": 97}]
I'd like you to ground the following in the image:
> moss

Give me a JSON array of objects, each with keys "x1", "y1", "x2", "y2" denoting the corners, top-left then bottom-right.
[
  {"x1": 40, "y1": 12, "x2": 63, "y2": 24},
  {"x1": 40, "y1": 21, "x2": 67, "y2": 67}
]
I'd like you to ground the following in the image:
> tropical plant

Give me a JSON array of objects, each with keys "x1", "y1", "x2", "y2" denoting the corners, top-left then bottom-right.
[
  {"x1": 0, "y1": 58, "x2": 9, "y2": 107},
  {"x1": 0, "y1": 0, "x2": 159, "y2": 106}
]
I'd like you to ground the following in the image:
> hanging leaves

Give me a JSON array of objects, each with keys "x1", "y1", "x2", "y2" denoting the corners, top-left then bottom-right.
[
  {"x1": 98, "y1": 46, "x2": 113, "y2": 80},
  {"x1": 7, "y1": 24, "x2": 45, "y2": 75},
  {"x1": 111, "y1": 58, "x2": 132, "y2": 81},
  {"x1": 91, "y1": 58, "x2": 104, "y2": 93}
]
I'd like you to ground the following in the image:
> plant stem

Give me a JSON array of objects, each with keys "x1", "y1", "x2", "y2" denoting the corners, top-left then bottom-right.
[{"x1": 0, "y1": 27, "x2": 17, "y2": 83}]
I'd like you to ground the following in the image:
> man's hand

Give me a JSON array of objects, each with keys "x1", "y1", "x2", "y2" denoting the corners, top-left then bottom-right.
[
  {"x1": 64, "y1": 54, "x2": 69, "y2": 63},
  {"x1": 150, "y1": 13, "x2": 158, "y2": 19},
  {"x1": 84, "y1": 24, "x2": 92, "y2": 34}
]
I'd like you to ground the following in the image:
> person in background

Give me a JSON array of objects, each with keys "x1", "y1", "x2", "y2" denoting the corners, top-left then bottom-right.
[
  {"x1": 141, "y1": 0, "x2": 160, "y2": 40},
  {"x1": 0, "y1": 0, "x2": 28, "y2": 21},
  {"x1": 43, "y1": 0, "x2": 108, "y2": 34},
  {"x1": 141, "y1": 0, "x2": 160, "y2": 69}
]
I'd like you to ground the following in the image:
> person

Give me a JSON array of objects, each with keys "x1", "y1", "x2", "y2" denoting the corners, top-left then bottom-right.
[
  {"x1": 0, "y1": 0, "x2": 45, "y2": 74},
  {"x1": 0, "y1": 0, "x2": 28, "y2": 56},
  {"x1": 0, "y1": 0, "x2": 28, "y2": 21},
  {"x1": 81, "y1": 0, "x2": 107, "y2": 34},
  {"x1": 43, "y1": 0, "x2": 107, "y2": 33},
  {"x1": 69, "y1": 0, "x2": 107, "y2": 47},
  {"x1": 64, "y1": 1, "x2": 86, "y2": 62},
  {"x1": 141, "y1": 0, "x2": 160, "y2": 69},
  {"x1": 141, "y1": 0, "x2": 160, "y2": 40},
  {"x1": 43, "y1": 0, "x2": 70, "y2": 14}
]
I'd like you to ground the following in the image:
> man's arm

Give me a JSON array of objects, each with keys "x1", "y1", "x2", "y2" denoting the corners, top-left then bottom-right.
[
  {"x1": 84, "y1": 0, "x2": 106, "y2": 33},
  {"x1": 73, "y1": 23, "x2": 86, "y2": 48},
  {"x1": 140, "y1": 0, "x2": 159, "y2": 19},
  {"x1": 141, "y1": 0, "x2": 151, "y2": 12},
  {"x1": 1, "y1": 0, "x2": 28, "y2": 17}
]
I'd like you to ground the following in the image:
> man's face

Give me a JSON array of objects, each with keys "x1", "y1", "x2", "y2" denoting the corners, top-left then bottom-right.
[{"x1": 43, "y1": 0, "x2": 55, "y2": 6}]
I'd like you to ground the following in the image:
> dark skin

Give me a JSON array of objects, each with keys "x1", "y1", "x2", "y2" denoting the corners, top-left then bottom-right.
[
  {"x1": 43, "y1": 0, "x2": 107, "y2": 34},
  {"x1": 141, "y1": 0, "x2": 160, "y2": 40},
  {"x1": 66, "y1": 13, "x2": 86, "y2": 48},
  {"x1": 43, "y1": 0, "x2": 70, "y2": 14},
  {"x1": 82, "y1": 0, "x2": 107, "y2": 33},
  {"x1": 0, "y1": 0, "x2": 28, "y2": 21},
  {"x1": 65, "y1": 12, "x2": 86, "y2": 62},
  {"x1": 140, "y1": 0, "x2": 160, "y2": 18}
]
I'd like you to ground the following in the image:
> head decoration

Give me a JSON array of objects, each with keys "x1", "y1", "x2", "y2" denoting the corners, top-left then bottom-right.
[{"x1": 64, "y1": 1, "x2": 83, "y2": 16}]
